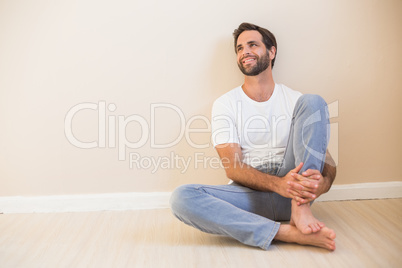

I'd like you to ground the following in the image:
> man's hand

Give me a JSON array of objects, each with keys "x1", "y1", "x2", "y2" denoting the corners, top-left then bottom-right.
[
  {"x1": 287, "y1": 169, "x2": 329, "y2": 205},
  {"x1": 277, "y1": 162, "x2": 304, "y2": 199}
]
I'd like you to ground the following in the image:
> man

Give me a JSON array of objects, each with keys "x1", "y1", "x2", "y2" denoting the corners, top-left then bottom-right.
[{"x1": 170, "y1": 22, "x2": 337, "y2": 251}]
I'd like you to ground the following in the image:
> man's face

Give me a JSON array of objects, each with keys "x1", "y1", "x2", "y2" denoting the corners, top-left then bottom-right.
[{"x1": 236, "y1": 30, "x2": 272, "y2": 76}]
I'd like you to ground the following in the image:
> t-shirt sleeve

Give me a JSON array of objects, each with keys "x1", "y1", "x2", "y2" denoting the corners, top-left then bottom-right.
[{"x1": 211, "y1": 99, "x2": 240, "y2": 147}]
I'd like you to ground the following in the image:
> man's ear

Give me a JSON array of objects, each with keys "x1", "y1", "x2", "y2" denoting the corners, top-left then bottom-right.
[{"x1": 268, "y1": 46, "x2": 276, "y2": 60}]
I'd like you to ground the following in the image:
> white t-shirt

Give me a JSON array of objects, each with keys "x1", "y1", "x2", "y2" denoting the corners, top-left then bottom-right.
[{"x1": 211, "y1": 83, "x2": 302, "y2": 168}]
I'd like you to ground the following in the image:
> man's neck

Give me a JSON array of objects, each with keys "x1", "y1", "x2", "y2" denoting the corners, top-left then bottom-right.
[{"x1": 242, "y1": 68, "x2": 275, "y2": 102}]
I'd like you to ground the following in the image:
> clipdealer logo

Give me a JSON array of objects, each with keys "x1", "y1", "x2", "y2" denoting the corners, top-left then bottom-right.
[
  {"x1": 64, "y1": 101, "x2": 214, "y2": 160},
  {"x1": 64, "y1": 100, "x2": 339, "y2": 172}
]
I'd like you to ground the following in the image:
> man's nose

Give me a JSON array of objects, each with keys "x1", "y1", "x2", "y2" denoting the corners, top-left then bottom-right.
[
  {"x1": 242, "y1": 47, "x2": 251, "y2": 57},
  {"x1": 241, "y1": 52, "x2": 251, "y2": 61}
]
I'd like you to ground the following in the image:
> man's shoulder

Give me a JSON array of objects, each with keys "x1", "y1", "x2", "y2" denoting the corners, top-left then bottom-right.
[
  {"x1": 276, "y1": 84, "x2": 303, "y2": 99},
  {"x1": 213, "y1": 86, "x2": 242, "y2": 106},
  {"x1": 274, "y1": 84, "x2": 303, "y2": 111}
]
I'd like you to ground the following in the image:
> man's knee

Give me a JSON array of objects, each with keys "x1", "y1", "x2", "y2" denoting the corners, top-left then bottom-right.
[
  {"x1": 295, "y1": 94, "x2": 328, "y2": 118},
  {"x1": 169, "y1": 184, "x2": 200, "y2": 218},
  {"x1": 297, "y1": 94, "x2": 327, "y2": 108}
]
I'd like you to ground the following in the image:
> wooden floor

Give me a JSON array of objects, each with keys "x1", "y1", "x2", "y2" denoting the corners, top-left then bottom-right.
[{"x1": 0, "y1": 199, "x2": 401, "y2": 268}]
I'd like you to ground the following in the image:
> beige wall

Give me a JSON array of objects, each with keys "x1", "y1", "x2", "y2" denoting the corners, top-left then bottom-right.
[{"x1": 0, "y1": 0, "x2": 401, "y2": 196}]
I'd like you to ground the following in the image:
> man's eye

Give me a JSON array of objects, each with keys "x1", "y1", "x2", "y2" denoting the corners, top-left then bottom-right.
[{"x1": 237, "y1": 47, "x2": 243, "y2": 52}]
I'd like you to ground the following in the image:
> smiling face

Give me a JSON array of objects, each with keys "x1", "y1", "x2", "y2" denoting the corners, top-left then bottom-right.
[{"x1": 236, "y1": 30, "x2": 274, "y2": 76}]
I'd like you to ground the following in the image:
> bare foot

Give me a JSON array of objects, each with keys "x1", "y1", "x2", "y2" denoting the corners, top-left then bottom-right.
[
  {"x1": 290, "y1": 199, "x2": 324, "y2": 234},
  {"x1": 275, "y1": 224, "x2": 336, "y2": 251}
]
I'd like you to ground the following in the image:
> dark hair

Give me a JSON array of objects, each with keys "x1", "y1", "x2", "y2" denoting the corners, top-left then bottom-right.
[{"x1": 233, "y1": 22, "x2": 277, "y2": 68}]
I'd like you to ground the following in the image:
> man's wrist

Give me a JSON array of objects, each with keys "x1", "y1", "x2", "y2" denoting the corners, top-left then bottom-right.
[{"x1": 267, "y1": 174, "x2": 284, "y2": 195}]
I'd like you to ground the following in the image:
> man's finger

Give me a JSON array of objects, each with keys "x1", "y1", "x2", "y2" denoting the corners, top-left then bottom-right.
[
  {"x1": 288, "y1": 181, "x2": 314, "y2": 192},
  {"x1": 290, "y1": 174, "x2": 319, "y2": 189},
  {"x1": 287, "y1": 181, "x2": 302, "y2": 191},
  {"x1": 299, "y1": 180, "x2": 319, "y2": 189},
  {"x1": 292, "y1": 172, "x2": 320, "y2": 183},
  {"x1": 288, "y1": 187, "x2": 316, "y2": 200},
  {"x1": 291, "y1": 173, "x2": 307, "y2": 181},
  {"x1": 302, "y1": 169, "x2": 320, "y2": 177},
  {"x1": 292, "y1": 162, "x2": 303, "y2": 174},
  {"x1": 288, "y1": 181, "x2": 313, "y2": 192},
  {"x1": 301, "y1": 190, "x2": 316, "y2": 199},
  {"x1": 296, "y1": 189, "x2": 316, "y2": 199},
  {"x1": 295, "y1": 195, "x2": 314, "y2": 205},
  {"x1": 292, "y1": 172, "x2": 316, "y2": 182},
  {"x1": 287, "y1": 188, "x2": 300, "y2": 198},
  {"x1": 295, "y1": 196, "x2": 309, "y2": 205}
]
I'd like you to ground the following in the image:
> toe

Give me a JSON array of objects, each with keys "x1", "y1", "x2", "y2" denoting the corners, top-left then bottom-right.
[
  {"x1": 328, "y1": 241, "x2": 336, "y2": 251},
  {"x1": 310, "y1": 223, "x2": 320, "y2": 233},
  {"x1": 302, "y1": 226, "x2": 313, "y2": 234},
  {"x1": 330, "y1": 231, "x2": 336, "y2": 240},
  {"x1": 310, "y1": 224, "x2": 317, "y2": 233}
]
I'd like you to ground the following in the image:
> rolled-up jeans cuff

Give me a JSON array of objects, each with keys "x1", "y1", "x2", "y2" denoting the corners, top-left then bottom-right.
[{"x1": 261, "y1": 221, "x2": 281, "y2": 250}]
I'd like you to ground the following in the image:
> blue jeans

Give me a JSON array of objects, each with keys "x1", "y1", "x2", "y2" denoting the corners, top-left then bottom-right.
[{"x1": 170, "y1": 94, "x2": 330, "y2": 250}]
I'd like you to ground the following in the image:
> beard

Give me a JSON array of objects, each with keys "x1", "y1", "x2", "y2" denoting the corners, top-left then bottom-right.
[{"x1": 237, "y1": 52, "x2": 270, "y2": 76}]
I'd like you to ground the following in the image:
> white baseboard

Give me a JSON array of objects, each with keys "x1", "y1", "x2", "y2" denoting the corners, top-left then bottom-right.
[
  {"x1": 1, "y1": 182, "x2": 401, "y2": 214},
  {"x1": 0, "y1": 192, "x2": 172, "y2": 214},
  {"x1": 315, "y1": 181, "x2": 402, "y2": 201}
]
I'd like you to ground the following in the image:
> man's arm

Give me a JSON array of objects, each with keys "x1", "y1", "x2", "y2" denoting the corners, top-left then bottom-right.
[
  {"x1": 288, "y1": 150, "x2": 337, "y2": 204},
  {"x1": 215, "y1": 143, "x2": 309, "y2": 199}
]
